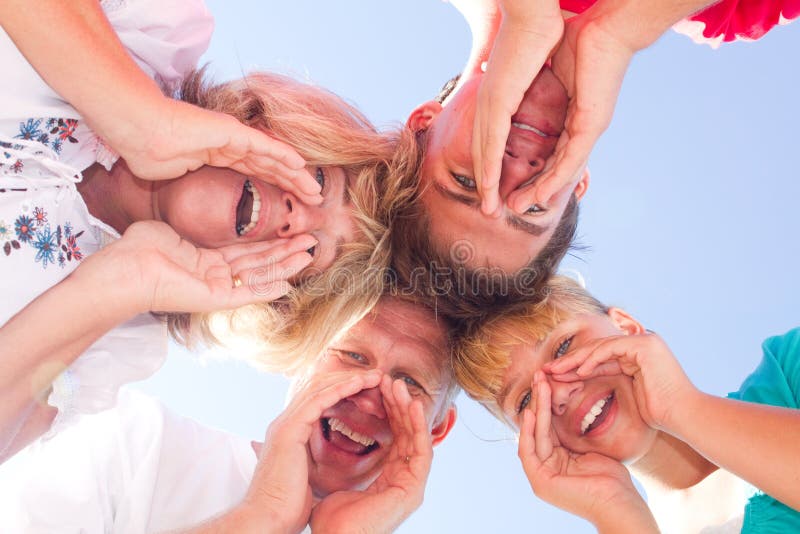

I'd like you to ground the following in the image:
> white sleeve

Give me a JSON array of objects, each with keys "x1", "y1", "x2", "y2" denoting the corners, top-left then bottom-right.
[
  {"x1": 102, "y1": 0, "x2": 214, "y2": 93},
  {"x1": 47, "y1": 313, "x2": 169, "y2": 437},
  {"x1": 0, "y1": 390, "x2": 256, "y2": 534}
]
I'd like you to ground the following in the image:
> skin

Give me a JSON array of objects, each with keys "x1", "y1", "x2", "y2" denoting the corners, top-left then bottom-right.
[
  {"x1": 192, "y1": 298, "x2": 458, "y2": 534},
  {"x1": 0, "y1": 0, "x2": 320, "y2": 193},
  {"x1": 498, "y1": 309, "x2": 657, "y2": 463},
  {"x1": 408, "y1": 69, "x2": 588, "y2": 272},
  {"x1": 0, "y1": 221, "x2": 312, "y2": 463},
  {"x1": 77, "y1": 160, "x2": 354, "y2": 274},
  {"x1": 297, "y1": 298, "x2": 457, "y2": 497}
]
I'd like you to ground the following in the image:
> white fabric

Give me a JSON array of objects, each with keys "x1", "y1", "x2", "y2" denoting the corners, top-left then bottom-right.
[
  {"x1": 0, "y1": 389, "x2": 258, "y2": 533},
  {"x1": 0, "y1": 0, "x2": 212, "y2": 435},
  {"x1": 0, "y1": 0, "x2": 213, "y2": 172}
]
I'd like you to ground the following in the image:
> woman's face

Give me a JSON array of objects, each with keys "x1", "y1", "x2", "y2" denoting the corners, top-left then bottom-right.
[
  {"x1": 499, "y1": 310, "x2": 658, "y2": 463},
  {"x1": 152, "y1": 165, "x2": 355, "y2": 273}
]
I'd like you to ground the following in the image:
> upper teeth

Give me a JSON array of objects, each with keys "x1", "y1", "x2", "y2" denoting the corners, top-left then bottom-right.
[
  {"x1": 512, "y1": 122, "x2": 549, "y2": 138},
  {"x1": 328, "y1": 417, "x2": 376, "y2": 447},
  {"x1": 238, "y1": 180, "x2": 262, "y2": 237},
  {"x1": 580, "y1": 395, "x2": 611, "y2": 435}
]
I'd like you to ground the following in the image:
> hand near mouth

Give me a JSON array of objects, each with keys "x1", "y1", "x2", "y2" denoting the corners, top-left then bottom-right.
[
  {"x1": 237, "y1": 370, "x2": 383, "y2": 534},
  {"x1": 545, "y1": 333, "x2": 698, "y2": 431},
  {"x1": 310, "y1": 376, "x2": 433, "y2": 534},
  {"x1": 518, "y1": 372, "x2": 658, "y2": 533},
  {"x1": 71, "y1": 221, "x2": 313, "y2": 318},
  {"x1": 509, "y1": 11, "x2": 635, "y2": 215},
  {"x1": 472, "y1": 0, "x2": 564, "y2": 215}
]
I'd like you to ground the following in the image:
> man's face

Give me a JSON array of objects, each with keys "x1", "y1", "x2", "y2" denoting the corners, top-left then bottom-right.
[
  {"x1": 298, "y1": 298, "x2": 456, "y2": 497},
  {"x1": 409, "y1": 67, "x2": 588, "y2": 272}
]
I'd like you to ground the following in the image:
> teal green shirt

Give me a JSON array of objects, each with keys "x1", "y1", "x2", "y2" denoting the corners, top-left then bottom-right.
[{"x1": 727, "y1": 327, "x2": 800, "y2": 534}]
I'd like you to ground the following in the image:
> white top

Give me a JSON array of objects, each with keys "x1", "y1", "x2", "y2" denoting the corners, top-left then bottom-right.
[
  {"x1": 0, "y1": 0, "x2": 213, "y2": 435},
  {"x1": 0, "y1": 389, "x2": 258, "y2": 533}
]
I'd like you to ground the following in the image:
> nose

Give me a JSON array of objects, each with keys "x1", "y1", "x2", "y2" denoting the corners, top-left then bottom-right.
[
  {"x1": 277, "y1": 191, "x2": 324, "y2": 237},
  {"x1": 549, "y1": 377, "x2": 584, "y2": 417},
  {"x1": 498, "y1": 149, "x2": 547, "y2": 198},
  {"x1": 347, "y1": 386, "x2": 387, "y2": 420}
]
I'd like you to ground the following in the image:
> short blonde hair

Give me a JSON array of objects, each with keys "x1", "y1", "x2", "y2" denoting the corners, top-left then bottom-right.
[
  {"x1": 452, "y1": 276, "x2": 607, "y2": 415},
  {"x1": 167, "y1": 69, "x2": 419, "y2": 373}
]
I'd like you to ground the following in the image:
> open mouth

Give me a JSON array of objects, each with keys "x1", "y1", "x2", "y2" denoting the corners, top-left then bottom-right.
[
  {"x1": 511, "y1": 121, "x2": 553, "y2": 139},
  {"x1": 321, "y1": 417, "x2": 380, "y2": 456},
  {"x1": 580, "y1": 392, "x2": 615, "y2": 435},
  {"x1": 235, "y1": 179, "x2": 262, "y2": 237}
]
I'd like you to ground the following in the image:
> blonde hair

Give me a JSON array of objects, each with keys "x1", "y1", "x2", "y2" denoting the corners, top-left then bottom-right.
[
  {"x1": 452, "y1": 276, "x2": 607, "y2": 417},
  {"x1": 167, "y1": 69, "x2": 420, "y2": 373}
]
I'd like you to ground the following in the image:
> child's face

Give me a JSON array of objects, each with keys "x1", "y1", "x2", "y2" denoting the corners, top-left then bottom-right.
[{"x1": 498, "y1": 310, "x2": 658, "y2": 463}]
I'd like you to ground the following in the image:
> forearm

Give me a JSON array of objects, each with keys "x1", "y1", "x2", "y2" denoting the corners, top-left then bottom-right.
[
  {"x1": 0, "y1": 269, "x2": 139, "y2": 456},
  {"x1": 0, "y1": 0, "x2": 167, "y2": 142},
  {"x1": 592, "y1": 498, "x2": 660, "y2": 534},
  {"x1": 450, "y1": 0, "x2": 502, "y2": 78},
  {"x1": 166, "y1": 503, "x2": 286, "y2": 534},
  {"x1": 583, "y1": 0, "x2": 717, "y2": 50},
  {"x1": 668, "y1": 391, "x2": 800, "y2": 510}
]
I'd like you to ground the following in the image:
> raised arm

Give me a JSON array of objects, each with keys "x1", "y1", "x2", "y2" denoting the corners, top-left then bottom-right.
[
  {"x1": 508, "y1": 0, "x2": 716, "y2": 214},
  {"x1": 0, "y1": 221, "x2": 313, "y2": 462},
  {"x1": 0, "y1": 0, "x2": 320, "y2": 203},
  {"x1": 549, "y1": 333, "x2": 800, "y2": 511}
]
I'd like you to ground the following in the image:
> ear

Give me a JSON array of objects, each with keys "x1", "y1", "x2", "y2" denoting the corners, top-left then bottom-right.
[
  {"x1": 407, "y1": 101, "x2": 442, "y2": 131},
  {"x1": 607, "y1": 307, "x2": 646, "y2": 336},
  {"x1": 431, "y1": 403, "x2": 457, "y2": 447},
  {"x1": 573, "y1": 167, "x2": 590, "y2": 201}
]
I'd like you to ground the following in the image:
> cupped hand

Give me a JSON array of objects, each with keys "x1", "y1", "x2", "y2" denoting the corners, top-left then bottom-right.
[
  {"x1": 110, "y1": 98, "x2": 323, "y2": 206},
  {"x1": 310, "y1": 376, "x2": 433, "y2": 534},
  {"x1": 77, "y1": 220, "x2": 315, "y2": 315},
  {"x1": 545, "y1": 333, "x2": 697, "y2": 430},
  {"x1": 518, "y1": 371, "x2": 647, "y2": 523},
  {"x1": 508, "y1": 14, "x2": 634, "y2": 214},
  {"x1": 239, "y1": 369, "x2": 383, "y2": 534},
  {"x1": 473, "y1": 0, "x2": 564, "y2": 215}
]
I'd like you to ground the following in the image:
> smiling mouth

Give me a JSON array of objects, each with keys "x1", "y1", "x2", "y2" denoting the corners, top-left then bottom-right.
[
  {"x1": 580, "y1": 392, "x2": 615, "y2": 435},
  {"x1": 235, "y1": 180, "x2": 262, "y2": 237},
  {"x1": 321, "y1": 417, "x2": 380, "y2": 455},
  {"x1": 511, "y1": 121, "x2": 554, "y2": 139}
]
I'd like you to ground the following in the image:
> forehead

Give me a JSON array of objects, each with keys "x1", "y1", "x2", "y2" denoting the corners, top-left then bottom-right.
[{"x1": 342, "y1": 298, "x2": 447, "y2": 370}]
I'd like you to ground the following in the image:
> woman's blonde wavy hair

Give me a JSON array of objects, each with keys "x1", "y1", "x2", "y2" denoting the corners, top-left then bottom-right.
[
  {"x1": 167, "y1": 68, "x2": 420, "y2": 374},
  {"x1": 452, "y1": 275, "x2": 608, "y2": 420}
]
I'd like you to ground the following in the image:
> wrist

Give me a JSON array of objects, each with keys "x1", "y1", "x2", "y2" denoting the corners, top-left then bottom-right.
[
  {"x1": 663, "y1": 388, "x2": 709, "y2": 439},
  {"x1": 592, "y1": 494, "x2": 658, "y2": 533},
  {"x1": 229, "y1": 502, "x2": 289, "y2": 534}
]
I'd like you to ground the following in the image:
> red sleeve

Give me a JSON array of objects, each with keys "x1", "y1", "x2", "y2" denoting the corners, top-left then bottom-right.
[
  {"x1": 687, "y1": 0, "x2": 800, "y2": 42},
  {"x1": 559, "y1": 0, "x2": 596, "y2": 15}
]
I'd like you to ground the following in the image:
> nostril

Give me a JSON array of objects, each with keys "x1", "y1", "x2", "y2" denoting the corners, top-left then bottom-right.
[
  {"x1": 281, "y1": 224, "x2": 290, "y2": 233},
  {"x1": 286, "y1": 198, "x2": 293, "y2": 213},
  {"x1": 529, "y1": 159, "x2": 541, "y2": 167}
]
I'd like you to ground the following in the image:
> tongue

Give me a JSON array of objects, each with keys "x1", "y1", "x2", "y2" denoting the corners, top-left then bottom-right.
[{"x1": 329, "y1": 429, "x2": 369, "y2": 455}]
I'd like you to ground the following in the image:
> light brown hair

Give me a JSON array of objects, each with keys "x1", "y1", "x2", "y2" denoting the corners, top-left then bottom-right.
[
  {"x1": 451, "y1": 276, "x2": 607, "y2": 419},
  {"x1": 167, "y1": 69, "x2": 419, "y2": 373}
]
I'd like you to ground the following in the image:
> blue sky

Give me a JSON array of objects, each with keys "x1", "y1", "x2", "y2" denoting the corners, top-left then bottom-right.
[{"x1": 136, "y1": 2, "x2": 800, "y2": 532}]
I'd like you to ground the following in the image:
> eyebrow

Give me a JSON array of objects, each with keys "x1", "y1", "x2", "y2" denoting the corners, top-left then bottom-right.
[{"x1": 434, "y1": 179, "x2": 550, "y2": 237}]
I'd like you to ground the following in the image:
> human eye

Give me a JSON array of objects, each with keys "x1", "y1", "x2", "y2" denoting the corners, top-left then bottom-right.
[
  {"x1": 524, "y1": 204, "x2": 547, "y2": 215},
  {"x1": 395, "y1": 374, "x2": 426, "y2": 395},
  {"x1": 554, "y1": 335, "x2": 575, "y2": 359},
  {"x1": 315, "y1": 167, "x2": 326, "y2": 190},
  {"x1": 452, "y1": 173, "x2": 477, "y2": 190},
  {"x1": 516, "y1": 390, "x2": 531, "y2": 414},
  {"x1": 331, "y1": 349, "x2": 368, "y2": 366}
]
